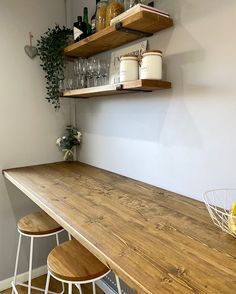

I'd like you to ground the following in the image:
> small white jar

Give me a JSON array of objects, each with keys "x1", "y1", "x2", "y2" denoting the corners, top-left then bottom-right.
[
  {"x1": 140, "y1": 50, "x2": 162, "y2": 80},
  {"x1": 120, "y1": 55, "x2": 139, "y2": 83}
]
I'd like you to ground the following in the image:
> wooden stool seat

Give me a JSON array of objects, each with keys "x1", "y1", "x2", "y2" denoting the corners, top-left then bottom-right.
[
  {"x1": 47, "y1": 239, "x2": 110, "y2": 282},
  {"x1": 17, "y1": 211, "x2": 62, "y2": 235}
]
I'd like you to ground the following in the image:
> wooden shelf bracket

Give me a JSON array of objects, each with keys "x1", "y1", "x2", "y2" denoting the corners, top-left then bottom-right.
[{"x1": 115, "y1": 22, "x2": 153, "y2": 37}]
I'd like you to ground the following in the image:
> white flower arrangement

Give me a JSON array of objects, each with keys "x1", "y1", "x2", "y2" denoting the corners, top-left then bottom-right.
[{"x1": 56, "y1": 125, "x2": 82, "y2": 160}]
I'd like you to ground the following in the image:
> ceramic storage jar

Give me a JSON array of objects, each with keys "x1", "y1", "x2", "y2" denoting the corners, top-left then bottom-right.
[
  {"x1": 120, "y1": 55, "x2": 139, "y2": 82},
  {"x1": 140, "y1": 50, "x2": 162, "y2": 80}
]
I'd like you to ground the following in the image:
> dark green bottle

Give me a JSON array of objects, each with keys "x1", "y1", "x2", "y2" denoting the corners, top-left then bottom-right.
[{"x1": 83, "y1": 7, "x2": 92, "y2": 36}]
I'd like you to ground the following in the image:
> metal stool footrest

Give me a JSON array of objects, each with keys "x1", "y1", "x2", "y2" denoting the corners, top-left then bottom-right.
[{"x1": 11, "y1": 282, "x2": 64, "y2": 294}]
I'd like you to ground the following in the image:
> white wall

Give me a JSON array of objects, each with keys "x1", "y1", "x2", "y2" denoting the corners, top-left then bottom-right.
[
  {"x1": 75, "y1": 0, "x2": 236, "y2": 201},
  {"x1": 0, "y1": 0, "x2": 70, "y2": 280},
  {"x1": 0, "y1": 0, "x2": 234, "y2": 288},
  {"x1": 72, "y1": 0, "x2": 94, "y2": 22}
]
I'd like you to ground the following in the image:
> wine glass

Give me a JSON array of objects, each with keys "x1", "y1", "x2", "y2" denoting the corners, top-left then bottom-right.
[
  {"x1": 86, "y1": 59, "x2": 94, "y2": 88},
  {"x1": 96, "y1": 59, "x2": 102, "y2": 86},
  {"x1": 74, "y1": 58, "x2": 85, "y2": 89},
  {"x1": 80, "y1": 74, "x2": 87, "y2": 88},
  {"x1": 58, "y1": 79, "x2": 65, "y2": 93},
  {"x1": 77, "y1": 59, "x2": 87, "y2": 88},
  {"x1": 67, "y1": 78, "x2": 74, "y2": 90},
  {"x1": 74, "y1": 58, "x2": 84, "y2": 75},
  {"x1": 91, "y1": 58, "x2": 99, "y2": 86},
  {"x1": 100, "y1": 60, "x2": 110, "y2": 85}
]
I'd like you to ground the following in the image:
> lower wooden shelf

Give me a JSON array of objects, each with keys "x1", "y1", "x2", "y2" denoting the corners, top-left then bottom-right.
[{"x1": 62, "y1": 79, "x2": 171, "y2": 99}]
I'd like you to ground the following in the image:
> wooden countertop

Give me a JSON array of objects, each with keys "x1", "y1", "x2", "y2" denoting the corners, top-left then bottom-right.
[{"x1": 3, "y1": 162, "x2": 236, "y2": 293}]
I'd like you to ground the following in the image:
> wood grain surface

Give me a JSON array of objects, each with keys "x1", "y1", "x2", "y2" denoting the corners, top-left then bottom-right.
[
  {"x1": 64, "y1": 11, "x2": 173, "y2": 58},
  {"x1": 3, "y1": 162, "x2": 236, "y2": 294},
  {"x1": 48, "y1": 239, "x2": 109, "y2": 281},
  {"x1": 18, "y1": 211, "x2": 62, "y2": 235},
  {"x1": 63, "y1": 80, "x2": 171, "y2": 99}
]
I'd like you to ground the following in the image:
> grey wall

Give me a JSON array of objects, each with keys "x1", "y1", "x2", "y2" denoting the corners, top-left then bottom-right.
[{"x1": 0, "y1": 0, "x2": 70, "y2": 281}]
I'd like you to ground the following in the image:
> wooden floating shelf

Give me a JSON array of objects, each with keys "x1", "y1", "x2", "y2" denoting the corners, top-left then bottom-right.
[
  {"x1": 64, "y1": 10, "x2": 173, "y2": 58},
  {"x1": 62, "y1": 79, "x2": 171, "y2": 99}
]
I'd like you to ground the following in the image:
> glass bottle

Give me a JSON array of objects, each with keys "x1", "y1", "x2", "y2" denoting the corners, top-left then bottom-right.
[
  {"x1": 91, "y1": 0, "x2": 100, "y2": 34},
  {"x1": 96, "y1": 0, "x2": 108, "y2": 32},
  {"x1": 83, "y1": 7, "x2": 92, "y2": 36},
  {"x1": 106, "y1": 0, "x2": 124, "y2": 27},
  {"x1": 73, "y1": 16, "x2": 87, "y2": 42},
  {"x1": 124, "y1": 0, "x2": 149, "y2": 10}
]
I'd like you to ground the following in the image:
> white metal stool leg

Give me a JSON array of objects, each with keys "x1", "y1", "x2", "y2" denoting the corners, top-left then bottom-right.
[
  {"x1": 68, "y1": 283, "x2": 72, "y2": 294},
  {"x1": 55, "y1": 234, "x2": 65, "y2": 294},
  {"x1": 75, "y1": 284, "x2": 83, "y2": 294},
  {"x1": 115, "y1": 274, "x2": 122, "y2": 294},
  {"x1": 45, "y1": 272, "x2": 51, "y2": 294},
  {"x1": 28, "y1": 237, "x2": 34, "y2": 294},
  {"x1": 12, "y1": 229, "x2": 65, "y2": 294},
  {"x1": 12, "y1": 233, "x2": 22, "y2": 294},
  {"x1": 68, "y1": 233, "x2": 72, "y2": 240},
  {"x1": 92, "y1": 282, "x2": 96, "y2": 294},
  {"x1": 56, "y1": 233, "x2": 59, "y2": 246},
  {"x1": 11, "y1": 282, "x2": 18, "y2": 294},
  {"x1": 61, "y1": 280, "x2": 65, "y2": 293}
]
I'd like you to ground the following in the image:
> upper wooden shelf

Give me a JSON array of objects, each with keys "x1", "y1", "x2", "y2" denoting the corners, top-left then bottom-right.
[
  {"x1": 62, "y1": 79, "x2": 171, "y2": 99},
  {"x1": 64, "y1": 10, "x2": 173, "y2": 58}
]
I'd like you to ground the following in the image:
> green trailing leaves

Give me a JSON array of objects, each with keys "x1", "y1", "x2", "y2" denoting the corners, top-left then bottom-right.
[{"x1": 37, "y1": 25, "x2": 72, "y2": 110}]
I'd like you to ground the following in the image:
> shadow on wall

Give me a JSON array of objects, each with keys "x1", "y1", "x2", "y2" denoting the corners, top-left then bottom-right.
[
  {"x1": 77, "y1": 0, "x2": 229, "y2": 149},
  {"x1": 5, "y1": 181, "x2": 40, "y2": 223},
  {"x1": 77, "y1": 42, "x2": 206, "y2": 148}
]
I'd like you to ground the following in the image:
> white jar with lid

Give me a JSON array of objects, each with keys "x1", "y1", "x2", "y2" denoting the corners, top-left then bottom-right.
[
  {"x1": 120, "y1": 55, "x2": 139, "y2": 83},
  {"x1": 140, "y1": 50, "x2": 162, "y2": 80}
]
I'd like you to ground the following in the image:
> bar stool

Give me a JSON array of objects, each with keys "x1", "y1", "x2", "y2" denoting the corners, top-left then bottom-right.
[
  {"x1": 12, "y1": 211, "x2": 65, "y2": 294},
  {"x1": 45, "y1": 239, "x2": 123, "y2": 294}
]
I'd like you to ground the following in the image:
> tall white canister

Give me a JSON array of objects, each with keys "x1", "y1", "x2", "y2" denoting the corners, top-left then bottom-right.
[
  {"x1": 140, "y1": 50, "x2": 162, "y2": 80},
  {"x1": 120, "y1": 55, "x2": 139, "y2": 82}
]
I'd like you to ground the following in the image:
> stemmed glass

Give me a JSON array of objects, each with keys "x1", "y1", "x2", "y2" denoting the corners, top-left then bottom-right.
[
  {"x1": 93, "y1": 59, "x2": 110, "y2": 86},
  {"x1": 92, "y1": 58, "x2": 100, "y2": 87},
  {"x1": 96, "y1": 59, "x2": 102, "y2": 86},
  {"x1": 74, "y1": 58, "x2": 87, "y2": 89},
  {"x1": 74, "y1": 58, "x2": 83, "y2": 75},
  {"x1": 86, "y1": 58, "x2": 95, "y2": 88},
  {"x1": 80, "y1": 58, "x2": 87, "y2": 88},
  {"x1": 62, "y1": 61, "x2": 74, "y2": 91},
  {"x1": 62, "y1": 58, "x2": 110, "y2": 90},
  {"x1": 100, "y1": 60, "x2": 110, "y2": 85}
]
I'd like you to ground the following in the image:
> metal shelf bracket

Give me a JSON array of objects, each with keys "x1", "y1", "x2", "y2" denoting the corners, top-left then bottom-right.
[
  {"x1": 116, "y1": 84, "x2": 152, "y2": 92},
  {"x1": 115, "y1": 22, "x2": 153, "y2": 37}
]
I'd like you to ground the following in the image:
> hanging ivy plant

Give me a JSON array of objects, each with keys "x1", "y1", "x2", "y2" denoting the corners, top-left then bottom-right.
[{"x1": 37, "y1": 25, "x2": 72, "y2": 110}]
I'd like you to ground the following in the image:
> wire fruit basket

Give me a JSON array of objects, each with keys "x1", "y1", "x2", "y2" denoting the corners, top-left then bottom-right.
[{"x1": 203, "y1": 189, "x2": 236, "y2": 238}]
